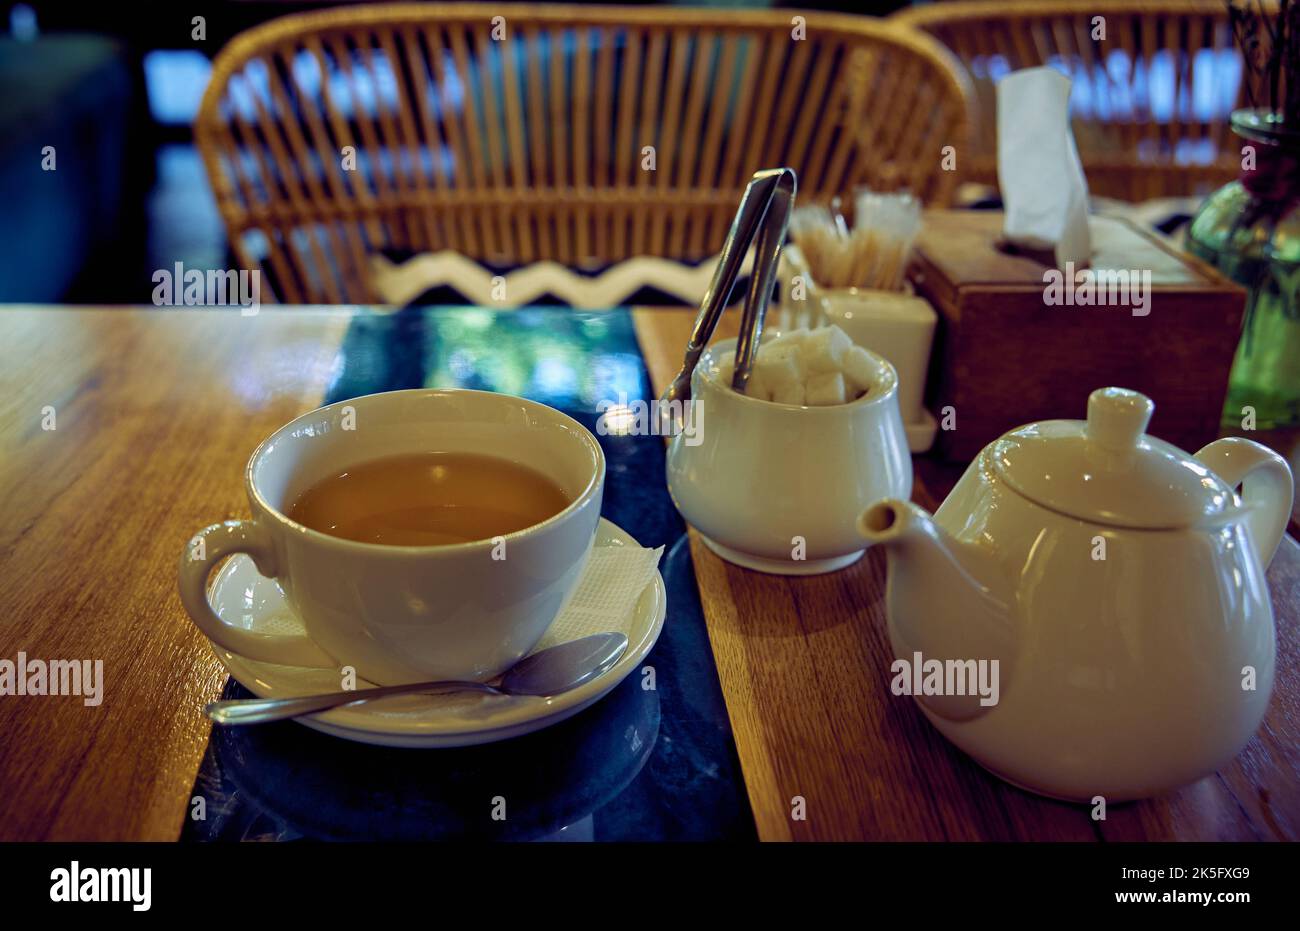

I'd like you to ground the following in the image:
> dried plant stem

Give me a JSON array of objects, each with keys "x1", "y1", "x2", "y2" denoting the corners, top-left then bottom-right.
[{"x1": 1229, "y1": 0, "x2": 1299, "y2": 125}]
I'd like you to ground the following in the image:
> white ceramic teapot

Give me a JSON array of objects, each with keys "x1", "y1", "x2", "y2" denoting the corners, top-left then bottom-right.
[{"x1": 858, "y1": 387, "x2": 1293, "y2": 801}]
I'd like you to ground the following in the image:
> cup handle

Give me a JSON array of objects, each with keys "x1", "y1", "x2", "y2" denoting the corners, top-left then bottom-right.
[
  {"x1": 1195, "y1": 437, "x2": 1294, "y2": 568},
  {"x1": 178, "y1": 520, "x2": 335, "y2": 668}
]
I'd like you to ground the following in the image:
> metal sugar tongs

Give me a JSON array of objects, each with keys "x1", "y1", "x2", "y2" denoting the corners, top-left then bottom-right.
[{"x1": 660, "y1": 168, "x2": 798, "y2": 425}]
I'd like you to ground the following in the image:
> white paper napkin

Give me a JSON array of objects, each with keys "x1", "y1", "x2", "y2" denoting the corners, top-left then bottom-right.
[
  {"x1": 533, "y1": 545, "x2": 664, "y2": 651},
  {"x1": 996, "y1": 67, "x2": 1091, "y2": 269}
]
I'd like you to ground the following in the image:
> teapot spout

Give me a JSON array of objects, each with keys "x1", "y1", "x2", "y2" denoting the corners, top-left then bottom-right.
[
  {"x1": 858, "y1": 499, "x2": 1016, "y2": 721},
  {"x1": 859, "y1": 500, "x2": 1001, "y2": 599}
]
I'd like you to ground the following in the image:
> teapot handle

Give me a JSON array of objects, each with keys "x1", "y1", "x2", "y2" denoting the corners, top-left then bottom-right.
[{"x1": 1194, "y1": 437, "x2": 1293, "y2": 567}]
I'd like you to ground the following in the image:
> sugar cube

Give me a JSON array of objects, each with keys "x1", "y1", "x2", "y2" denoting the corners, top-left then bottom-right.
[
  {"x1": 802, "y1": 325, "x2": 852, "y2": 374},
  {"x1": 719, "y1": 324, "x2": 868, "y2": 407},
  {"x1": 771, "y1": 381, "x2": 806, "y2": 407},
  {"x1": 841, "y1": 345, "x2": 878, "y2": 396},
  {"x1": 739, "y1": 370, "x2": 772, "y2": 402},
  {"x1": 765, "y1": 329, "x2": 809, "y2": 353},
  {"x1": 753, "y1": 342, "x2": 804, "y2": 390},
  {"x1": 805, "y1": 370, "x2": 847, "y2": 406}
]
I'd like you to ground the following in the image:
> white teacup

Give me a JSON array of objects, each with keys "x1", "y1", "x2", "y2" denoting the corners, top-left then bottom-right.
[
  {"x1": 178, "y1": 389, "x2": 605, "y2": 685},
  {"x1": 666, "y1": 337, "x2": 912, "y2": 575}
]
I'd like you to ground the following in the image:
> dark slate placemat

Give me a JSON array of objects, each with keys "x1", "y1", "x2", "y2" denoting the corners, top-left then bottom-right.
[{"x1": 181, "y1": 306, "x2": 755, "y2": 841}]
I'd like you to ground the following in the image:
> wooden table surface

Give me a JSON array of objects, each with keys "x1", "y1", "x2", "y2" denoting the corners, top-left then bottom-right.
[
  {"x1": 1, "y1": 304, "x2": 1297, "y2": 842},
  {"x1": 0, "y1": 307, "x2": 351, "y2": 841}
]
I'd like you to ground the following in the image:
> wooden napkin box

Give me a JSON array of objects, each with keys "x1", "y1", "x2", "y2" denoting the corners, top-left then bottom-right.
[{"x1": 908, "y1": 211, "x2": 1246, "y2": 461}]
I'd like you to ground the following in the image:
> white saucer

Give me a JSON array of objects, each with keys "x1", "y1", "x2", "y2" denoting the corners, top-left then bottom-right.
[{"x1": 205, "y1": 518, "x2": 666, "y2": 748}]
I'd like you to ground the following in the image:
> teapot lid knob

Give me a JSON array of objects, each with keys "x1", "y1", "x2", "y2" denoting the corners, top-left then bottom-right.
[
  {"x1": 1086, "y1": 387, "x2": 1153, "y2": 451},
  {"x1": 992, "y1": 386, "x2": 1235, "y2": 529}
]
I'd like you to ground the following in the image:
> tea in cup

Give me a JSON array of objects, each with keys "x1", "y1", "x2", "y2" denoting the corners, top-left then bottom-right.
[{"x1": 178, "y1": 389, "x2": 605, "y2": 685}]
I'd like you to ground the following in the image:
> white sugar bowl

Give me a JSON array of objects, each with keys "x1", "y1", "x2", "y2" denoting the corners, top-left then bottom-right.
[{"x1": 666, "y1": 337, "x2": 911, "y2": 574}]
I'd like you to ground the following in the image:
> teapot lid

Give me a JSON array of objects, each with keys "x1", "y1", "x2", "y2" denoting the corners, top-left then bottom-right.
[{"x1": 990, "y1": 388, "x2": 1234, "y2": 529}]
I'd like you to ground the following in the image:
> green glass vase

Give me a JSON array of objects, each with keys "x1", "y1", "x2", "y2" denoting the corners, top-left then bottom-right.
[{"x1": 1186, "y1": 110, "x2": 1300, "y2": 429}]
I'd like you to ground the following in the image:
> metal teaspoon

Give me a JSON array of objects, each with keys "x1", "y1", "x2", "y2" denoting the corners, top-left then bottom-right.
[{"x1": 204, "y1": 632, "x2": 629, "y2": 726}]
